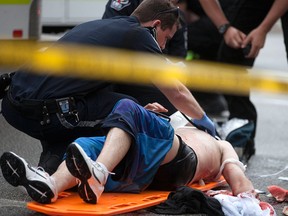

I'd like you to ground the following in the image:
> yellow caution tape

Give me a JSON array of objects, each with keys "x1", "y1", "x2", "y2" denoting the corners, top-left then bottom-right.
[
  {"x1": 0, "y1": 41, "x2": 287, "y2": 95},
  {"x1": 0, "y1": 0, "x2": 30, "y2": 4}
]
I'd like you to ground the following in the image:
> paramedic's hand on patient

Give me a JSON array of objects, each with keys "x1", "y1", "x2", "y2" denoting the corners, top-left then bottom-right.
[{"x1": 192, "y1": 113, "x2": 216, "y2": 136}]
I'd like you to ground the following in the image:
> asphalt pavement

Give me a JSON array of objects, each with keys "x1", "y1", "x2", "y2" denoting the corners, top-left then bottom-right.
[{"x1": 0, "y1": 26, "x2": 287, "y2": 216}]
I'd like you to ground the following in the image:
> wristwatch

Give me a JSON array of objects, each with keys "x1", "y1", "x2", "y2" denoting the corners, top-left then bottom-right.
[{"x1": 218, "y1": 23, "x2": 231, "y2": 35}]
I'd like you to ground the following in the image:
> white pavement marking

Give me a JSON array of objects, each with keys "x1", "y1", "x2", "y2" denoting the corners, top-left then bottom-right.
[
  {"x1": 253, "y1": 97, "x2": 288, "y2": 106},
  {"x1": 0, "y1": 198, "x2": 26, "y2": 208},
  {"x1": 251, "y1": 91, "x2": 288, "y2": 106}
]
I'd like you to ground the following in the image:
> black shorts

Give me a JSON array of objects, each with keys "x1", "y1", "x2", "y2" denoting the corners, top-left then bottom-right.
[{"x1": 148, "y1": 135, "x2": 198, "y2": 190}]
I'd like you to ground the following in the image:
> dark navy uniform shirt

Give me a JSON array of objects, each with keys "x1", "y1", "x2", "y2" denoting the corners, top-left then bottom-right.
[{"x1": 10, "y1": 16, "x2": 162, "y2": 101}]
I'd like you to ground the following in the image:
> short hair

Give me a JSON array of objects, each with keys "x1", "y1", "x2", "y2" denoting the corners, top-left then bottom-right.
[{"x1": 131, "y1": 0, "x2": 179, "y2": 30}]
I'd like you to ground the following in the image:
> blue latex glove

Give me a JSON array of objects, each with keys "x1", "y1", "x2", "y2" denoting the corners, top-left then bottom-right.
[{"x1": 192, "y1": 113, "x2": 216, "y2": 137}]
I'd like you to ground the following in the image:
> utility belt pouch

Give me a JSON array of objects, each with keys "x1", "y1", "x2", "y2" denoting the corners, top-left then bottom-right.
[
  {"x1": 57, "y1": 98, "x2": 71, "y2": 116},
  {"x1": 56, "y1": 97, "x2": 79, "y2": 122}
]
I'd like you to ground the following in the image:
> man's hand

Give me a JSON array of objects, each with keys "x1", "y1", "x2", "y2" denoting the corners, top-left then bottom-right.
[
  {"x1": 144, "y1": 102, "x2": 168, "y2": 113},
  {"x1": 223, "y1": 27, "x2": 246, "y2": 49},
  {"x1": 241, "y1": 27, "x2": 267, "y2": 58},
  {"x1": 192, "y1": 113, "x2": 216, "y2": 136}
]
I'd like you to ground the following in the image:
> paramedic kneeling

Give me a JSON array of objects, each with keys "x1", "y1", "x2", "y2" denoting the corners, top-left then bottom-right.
[{"x1": 0, "y1": 0, "x2": 215, "y2": 175}]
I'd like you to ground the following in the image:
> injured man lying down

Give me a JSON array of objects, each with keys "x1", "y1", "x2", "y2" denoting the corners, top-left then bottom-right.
[{"x1": 1, "y1": 99, "x2": 265, "y2": 213}]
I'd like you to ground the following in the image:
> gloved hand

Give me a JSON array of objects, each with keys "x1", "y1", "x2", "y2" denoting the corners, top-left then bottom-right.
[{"x1": 192, "y1": 113, "x2": 216, "y2": 137}]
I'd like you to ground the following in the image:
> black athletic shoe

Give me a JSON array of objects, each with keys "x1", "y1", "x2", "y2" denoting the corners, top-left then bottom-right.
[
  {"x1": 0, "y1": 152, "x2": 58, "y2": 204},
  {"x1": 241, "y1": 139, "x2": 256, "y2": 164},
  {"x1": 65, "y1": 143, "x2": 109, "y2": 204}
]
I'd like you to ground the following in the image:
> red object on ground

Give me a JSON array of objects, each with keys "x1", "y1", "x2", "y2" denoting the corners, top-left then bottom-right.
[
  {"x1": 259, "y1": 201, "x2": 276, "y2": 216},
  {"x1": 267, "y1": 185, "x2": 288, "y2": 202}
]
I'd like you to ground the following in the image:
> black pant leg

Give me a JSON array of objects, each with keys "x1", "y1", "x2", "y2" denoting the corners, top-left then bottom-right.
[
  {"x1": 281, "y1": 11, "x2": 288, "y2": 63},
  {"x1": 217, "y1": 0, "x2": 274, "y2": 129}
]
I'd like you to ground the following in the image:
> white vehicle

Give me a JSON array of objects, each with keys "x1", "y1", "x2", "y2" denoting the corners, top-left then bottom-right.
[
  {"x1": 0, "y1": 0, "x2": 41, "y2": 39},
  {"x1": 41, "y1": 0, "x2": 107, "y2": 32}
]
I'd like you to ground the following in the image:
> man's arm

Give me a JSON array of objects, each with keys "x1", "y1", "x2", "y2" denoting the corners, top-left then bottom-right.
[
  {"x1": 220, "y1": 140, "x2": 254, "y2": 195},
  {"x1": 154, "y1": 79, "x2": 203, "y2": 119},
  {"x1": 242, "y1": 0, "x2": 288, "y2": 58},
  {"x1": 154, "y1": 79, "x2": 216, "y2": 136},
  {"x1": 131, "y1": 28, "x2": 216, "y2": 135},
  {"x1": 198, "y1": 0, "x2": 228, "y2": 28},
  {"x1": 198, "y1": 0, "x2": 246, "y2": 49}
]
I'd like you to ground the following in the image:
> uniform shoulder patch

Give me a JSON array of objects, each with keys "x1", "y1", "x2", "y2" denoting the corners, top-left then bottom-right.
[{"x1": 110, "y1": 0, "x2": 131, "y2": 11}]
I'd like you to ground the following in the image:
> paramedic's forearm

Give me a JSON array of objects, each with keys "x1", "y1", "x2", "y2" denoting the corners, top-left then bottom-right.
[{"x1": 155, "y1": 80, "x2": 204, "y2": 119}]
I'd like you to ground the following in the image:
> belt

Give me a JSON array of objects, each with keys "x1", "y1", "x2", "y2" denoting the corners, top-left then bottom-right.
[{"x1": 7, "y1": 91, "x2": 78, "y2": 125}]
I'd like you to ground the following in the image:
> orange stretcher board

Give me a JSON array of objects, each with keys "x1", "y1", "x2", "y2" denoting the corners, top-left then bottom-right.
[{"x1": 27, "y1": 176, "x2": 227, "y2": 216}]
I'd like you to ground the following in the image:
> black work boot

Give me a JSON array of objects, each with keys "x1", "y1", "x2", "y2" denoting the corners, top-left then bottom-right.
[
  {"x1": 38, "y1": 151, "x2": 62, "y2": 175},
  {"x1": 38, "y1": 140, "x2": 68, "y2": 175}
]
